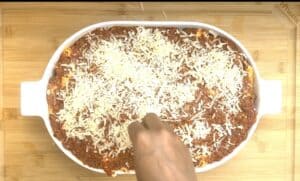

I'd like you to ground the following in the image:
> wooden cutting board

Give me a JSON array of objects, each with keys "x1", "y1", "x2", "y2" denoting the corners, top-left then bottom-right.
[{"x1": 0, "y1": 2, "x2": 300, "y2": 181}]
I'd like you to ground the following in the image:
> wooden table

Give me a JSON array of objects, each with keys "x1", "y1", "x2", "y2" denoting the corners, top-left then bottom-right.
[{"x1": 0, "y1": 2, "x2": 299, "y2": 181}]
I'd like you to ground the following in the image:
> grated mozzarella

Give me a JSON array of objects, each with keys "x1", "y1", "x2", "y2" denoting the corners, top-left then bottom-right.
[{"x1": 54, "y1": 26, "x2": 247, "y2": 158}]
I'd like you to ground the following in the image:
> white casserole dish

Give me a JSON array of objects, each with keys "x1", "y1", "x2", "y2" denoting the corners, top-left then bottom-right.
[{"x1": 20, "y1": 21, "x2": 282, "y2": 175}]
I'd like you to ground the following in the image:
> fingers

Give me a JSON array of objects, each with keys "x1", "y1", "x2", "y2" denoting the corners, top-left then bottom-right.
[
  {"x1": 162, "y1": 121, "x2": 175, "y2": 133},
  {"x1": 128, "y1": 121, "x2": 146, "y2": 145},
  {"x1": 142, "y1": 113, "x2": 163, "y2": 131},
  {"x1": 128, "y1": 113, "x2": 167, "y2": 147}
]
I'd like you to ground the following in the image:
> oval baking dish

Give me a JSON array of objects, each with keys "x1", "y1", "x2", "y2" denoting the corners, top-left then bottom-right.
[{"x1": 20, "y1": 21, "x2": 282, "y2": 176}]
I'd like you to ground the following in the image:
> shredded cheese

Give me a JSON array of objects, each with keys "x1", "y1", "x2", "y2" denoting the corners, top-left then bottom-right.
[{"x1": 54, "y1": 26, "x2": 248, "y2": 158}]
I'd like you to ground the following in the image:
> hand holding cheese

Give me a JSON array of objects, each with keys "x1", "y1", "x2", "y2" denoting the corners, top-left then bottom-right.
[{"x1": 128, "y1": 113, "x2": 197, "y2": 181}]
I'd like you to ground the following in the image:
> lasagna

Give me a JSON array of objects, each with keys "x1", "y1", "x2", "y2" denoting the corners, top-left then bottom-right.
[{"x1": 47, "y1": 26, "x2": 257, "y2": 176}]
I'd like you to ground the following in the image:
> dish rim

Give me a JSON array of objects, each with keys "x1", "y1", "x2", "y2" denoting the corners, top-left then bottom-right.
[{"x1": 34, "y1": 21, "x2": 262, "y2": 175}]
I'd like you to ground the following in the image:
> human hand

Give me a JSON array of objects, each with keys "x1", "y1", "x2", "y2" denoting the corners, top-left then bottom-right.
[{"x1": 128, "y1": 113, "x2": 197, "y2": 181}]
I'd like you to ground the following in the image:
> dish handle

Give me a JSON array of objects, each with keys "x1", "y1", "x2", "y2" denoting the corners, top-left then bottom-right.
[
  {"x1": 259, "y1": 79, "x2": 282, "y2": 116},
  {"x1": 20, "y1": 80, "x2": 46, "y2": 117}
]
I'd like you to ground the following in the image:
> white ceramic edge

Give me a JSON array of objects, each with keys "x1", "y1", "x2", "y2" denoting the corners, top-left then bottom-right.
[
  {"x1": 21, "y1": 80, "x2": 47, "y2": 116},
  {"x1": 21, "y1": 21, "x2": 269, "y2": 175},
  {"x1": 259, "y1": 80, "x2": 282, "y2": 115}
]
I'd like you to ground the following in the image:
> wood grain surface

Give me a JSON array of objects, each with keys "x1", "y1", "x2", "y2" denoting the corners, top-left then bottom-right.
[
  {"x1": 0, "y1": 8, "x2": 4, "y2": 181},
  {"x1": 0, "y1": 2, "x2": 299, "y2": 181},
  {"x1": 289, "y1": 4, "x2": 300, "y2": 181}
]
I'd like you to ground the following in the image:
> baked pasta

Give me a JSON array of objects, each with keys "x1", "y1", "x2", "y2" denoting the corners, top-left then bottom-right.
[{"x1": 47, "y1": 26, "x2": 257, "y2": 176}]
